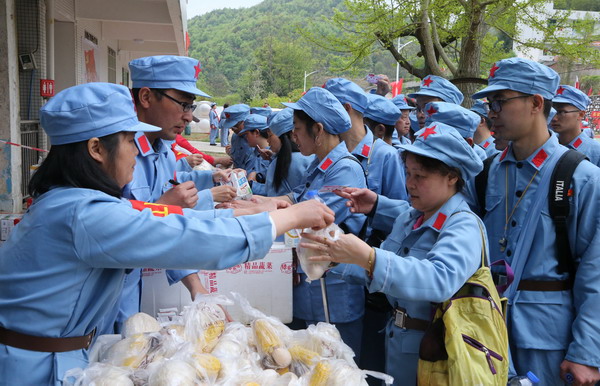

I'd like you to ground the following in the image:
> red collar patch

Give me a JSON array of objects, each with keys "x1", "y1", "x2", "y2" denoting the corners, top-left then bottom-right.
[
  {"x1": 489, "y1": 63, "x2": 500, "y2": 78},
  {"x1": 556, "y1": 86, "x2": 565, "y2": 95},
  {"x1": 432, "y1": 212, "x2": 447, "y2": 230},
  {"x1": 422, "y1": 77, "x2": 434, "y2": 87},
  {"x1": 319, "y1": 158, "x2": 333, "y2": 171},
  {"x1": 138, "y1": 135, "x2": 151, "y2": 154},
  {"x1": 361, "y1": 144, "x2": 370, "y2": 157},
  {"x1": 483, "y1": 141, "x2": 490, "y2": 148},
  {"x1": 194, "y1": 62, "x2": 202, "y2": 79},
  {"x1": 419, "y1": 125, "x2": 437, "y2": 140},
  {"x1": 499, "y1": 147, "x2": 509, "y2": 161},
  {"x1": 573, "y1": 138, "x2": 582, "y2": 148},
  {"x1": 531, "y1": 149, "x2": 548, "y2": 168}
]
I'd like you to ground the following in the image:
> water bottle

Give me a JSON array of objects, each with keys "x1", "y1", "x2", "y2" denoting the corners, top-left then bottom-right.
[{"x1": 508, "y1": 371, "x2": 540, "y2": 385}]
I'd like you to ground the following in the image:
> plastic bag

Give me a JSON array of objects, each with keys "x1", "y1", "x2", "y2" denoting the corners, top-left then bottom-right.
[
  {"x1": 182, "y1": 294, "x2": 231, "y2": 353},
  {"x1": 63, "y1": 363, "x2": 134, "y2": 386},
  {"x1": 122, "y1": 312, "x2": 162, "y2": 338},
  {"x1": 102, "y1": 333, "x2": 157, "y2": 368}
]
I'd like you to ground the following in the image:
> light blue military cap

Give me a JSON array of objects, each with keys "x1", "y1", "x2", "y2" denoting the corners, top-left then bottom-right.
[
  {"x1": 129, "y1": 55, "x2": 211, "y2": 98},
  {"x1": 471, "y1": 100, "x2": 489, "y2": 117},
  {"x1": 424, "y1": 102, "x2": 480, "y2": 139},
  {"x1": 282, "y1": 87, "x2": 351, "y2": 135},
  {"x1": 239, "y1": 114, "x2": 268, "y2": 135},
  {"x1": 553, "y1": 85, "x2": 591, "y2": 111},
  {"x1": 324, "y1": 78, "x2": 369, "y2": 114},
  {"x1": 400, "y1": 122, "x2": 483, "y2": 181},
  {"x1": 364, "y1": 94, "x2": 402, "y2": 126},
  {"x1": 409, "y1": 110, "x2": 420, "y2": 132},
  {"x1": 391, "y1": 94, "x2": 415, "y2": 110},
  {"x1": 222, "y1": 104, "x2": 251, "y2": 130},
  {"x1": 407, "y1": 75, "x2": 464, "y2": 105},
  {"x1": 472, "y1": 57, "x2": 559, "y2": 100},
  {"x1": 250, "y1": 106, "x2": 272, "y2": 117},
  {"x1": 269, "y1": 108, "x2": 294, "y2": 137},
  {"x1": 40, "y1": 83, "x2": 160, "y2": 145},
  {"x1": 548, "y1": 107, "x2": 557, "y2": 125}
]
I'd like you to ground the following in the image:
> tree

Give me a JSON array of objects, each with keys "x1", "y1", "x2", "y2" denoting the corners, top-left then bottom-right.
[{"x1": 301, "y1": 0, "x2": 600, "y2": 102}]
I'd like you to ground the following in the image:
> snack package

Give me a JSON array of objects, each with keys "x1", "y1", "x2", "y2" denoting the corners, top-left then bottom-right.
[
  {"x1": 365, "y1": 73, "x2": 381, "y2": 84},
  {"x1": 221, "y1": 170, "x2": 253, "y2": 200},
  {"x1": 296, "y1": 223, "x2": 343, "y2": 282}
]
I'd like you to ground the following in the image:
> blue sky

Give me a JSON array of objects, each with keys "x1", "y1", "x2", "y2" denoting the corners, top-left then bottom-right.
[{"x1": 187, "y1": 0, "x2": 264, "y2": 18}]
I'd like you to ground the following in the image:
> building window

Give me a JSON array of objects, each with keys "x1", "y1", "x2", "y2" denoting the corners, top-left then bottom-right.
[
  {"x1": 108, "y1": 47, "x2": 116, "y2": 83},
  {"x1": 122, "y1": 67, "x2": 129, "y2": 87}
]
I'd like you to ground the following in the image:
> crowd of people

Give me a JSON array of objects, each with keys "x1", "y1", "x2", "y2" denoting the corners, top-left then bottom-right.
[{"x1": 0, "y1": 54, "x2": 599, "y2": 386}]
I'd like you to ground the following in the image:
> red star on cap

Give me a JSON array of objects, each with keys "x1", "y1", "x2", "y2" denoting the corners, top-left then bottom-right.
[
  {"x1": 225, "y1": 113, "x2": 230, "y2": 119},
  {"x1": 194, "y1": 61, "x2": 202, "y2": 79},
  {"x1": 556, "y1": 86, "x2": 565, "y2": 95},
  {"x1": 489, "y1": 63, "x2": 500, "y2": 78},
  {"x1": 419, "y1": 125, "x2": 437, "y2": 140},
  {"x1": 422, "y1": 77, "x2": 434, "y2": 87},
  {"x1": 426, "y1": 106, "x2": 437, "y2": 116}
]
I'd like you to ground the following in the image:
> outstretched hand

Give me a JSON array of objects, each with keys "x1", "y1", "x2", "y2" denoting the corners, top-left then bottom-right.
[
  {"x1": 300, "y1": 232, "x2": 372, "y2": 270},
  {"x1": 336, "y1": 187, "x2": 378, "y2": 214}
]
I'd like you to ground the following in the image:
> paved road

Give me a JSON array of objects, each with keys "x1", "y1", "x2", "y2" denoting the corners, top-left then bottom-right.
[{"x1": 188, "y1": 140, "x2": 227, "y2": 154}]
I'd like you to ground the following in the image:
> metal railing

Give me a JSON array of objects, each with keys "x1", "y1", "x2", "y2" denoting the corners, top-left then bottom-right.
[{"x1": 20, "y1": 121, "x2": 45, "y2": 197}]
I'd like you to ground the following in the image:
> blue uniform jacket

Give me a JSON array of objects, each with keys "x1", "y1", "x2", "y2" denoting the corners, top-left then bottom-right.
[
  {"x1": 251, "y1": 152, "x2": 314, "y2": 197},
  {"x1": 566, "y1": 131, "x2": 600, "y2": 167},
  {"x1": 244, "y1": 147, "x2": 272, "y2": 176},
  {"x1": 230, "y1": 133, "x2": 253, "y2": 169},
  {"x1": 337, "y1": 193, "x2": 483, "y2": 384},
  {"x1": 0, "y1": 187, "x2": 273, "y2": 385},
  {"x1": 351, "y1": 129, "x2": 408, "y2": 200},
  {"x1": 478, "y1": 136, "x2": 500, "y2": 158},
  {"x1": 209, "y1": 109, "x2": 219, "y2": 128},
  {"x1": 292, "y1": 141, "x2": 367, "y2": 323},
  {"x1": 476, "y1": 134, "x2": 600, "y2": 369}
]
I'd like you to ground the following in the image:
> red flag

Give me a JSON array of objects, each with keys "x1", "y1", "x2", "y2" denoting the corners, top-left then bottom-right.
[
  {"x1": 574, "y1": 76, "x2": 580, "y2": 89},
  {"x1": 390, "y1": 79, "x2": 404, "y2": 97},
  {"x1": 587, "y1": 87, "x2": 593, "y2": 96}
]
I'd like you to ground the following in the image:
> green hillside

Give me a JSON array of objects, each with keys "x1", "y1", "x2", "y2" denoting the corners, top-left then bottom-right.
[{"x1": 187, "y1": 0, "x2": 407, "y2": 103}]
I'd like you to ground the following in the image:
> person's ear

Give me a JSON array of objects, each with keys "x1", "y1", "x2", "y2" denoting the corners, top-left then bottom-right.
[
  {"x1": 87, "y1": 137, "x2": 105, "y2": 164},
  {"x1": 314, "y1": 122, "x2": 325, "y2": 135},
  {"x1": 465, "y1": 137, "x2": 474, "y2": 147},
  {"x1": 138, "y1": 87, "x2": 153, "y2": 109},
  {"x1": 343, "y1": 102, "x2": 352, "y2": 113},
  {"x1": 375, "y1": 124, "x2": 386, "y2": 139},
  {"x1": 578, "y1": 110, "x2": 586, "y2": 121},
  {"x1": 531, "y1": 94, "x2": 545, "y2": 115}
]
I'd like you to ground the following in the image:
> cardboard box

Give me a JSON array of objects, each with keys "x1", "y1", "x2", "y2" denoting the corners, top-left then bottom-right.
[
  {"x1": 140, "y1": 243, "x2": 293, "y2": 323},
  {"x1": 0, "y1": 214, "x2": 23, "y2": 245}
]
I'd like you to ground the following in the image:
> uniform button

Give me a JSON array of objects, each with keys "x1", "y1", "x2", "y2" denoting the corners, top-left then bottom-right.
[
  {"x1": 403, "y1": 247, "x2": 409, "y2": 254},
  {"x1": 511, "y1": 220, "x2": 517, "y2": 227},
  {"x1": 506, "y1": 250, "x2": 512, "y2": 257},
  {"x1": 516, "y1": 162, "x2": 523, "y2": 169},
  {"x1": 516, "y1": 190, "x2": 523, "y2": 197},
  {"x1": 305, "y1": 182, "x2": 310, "y2": 187}
]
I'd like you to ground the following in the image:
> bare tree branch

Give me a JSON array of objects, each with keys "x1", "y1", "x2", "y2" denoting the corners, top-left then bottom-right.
[{"x1": 430, "y1": 11, "x2": 457, "y2": 74}]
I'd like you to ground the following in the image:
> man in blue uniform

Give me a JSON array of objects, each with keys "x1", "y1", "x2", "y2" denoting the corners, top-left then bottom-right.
[
  {"x1": 472, "y1": 57, "x2": 600, "y2": 385},
  {"x1": 209, "y1": 102, "x2": 220, "y2": 146},
  {"x1": 104, "y1": 55, "x2": 236, "y2": 334},
  {"x1": 471, "y1": 99, "x2": 500, "y2": 157},
  {"x1": 391, "y1": 94, "x2": 415, "y2": 147},
  {"x1": 223, "y1": 104, "x2": 253, "y2": 169},
  {"x1": 551, "y1": 85, "x2": 600, "y2": 167}
]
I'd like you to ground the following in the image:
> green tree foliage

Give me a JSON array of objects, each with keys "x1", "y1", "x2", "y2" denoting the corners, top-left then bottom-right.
[
  {"x1": 581, "y1": 75, "x2": 600, "y2": 94},
  {"x1": 300, "y1": 0, "x2": 600, "y2": 102}
]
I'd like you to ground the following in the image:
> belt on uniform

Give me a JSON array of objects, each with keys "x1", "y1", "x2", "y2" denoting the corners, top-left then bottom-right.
[
  {"x1": 517, "y1": 279, "x2": 572, "y2": 292},
  {"x1": 393, "y1": 308, "x2": 429, "y2": 331},
  {"x1": 0, "y1": 326, "x2": 95, "y2": 352}
]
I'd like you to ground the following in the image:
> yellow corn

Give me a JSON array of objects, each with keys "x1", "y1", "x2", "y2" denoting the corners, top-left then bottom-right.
[
  {"x1": 309, "y1": 361, "x2": 331, "y2": 386},
  {"x1": 202, "y1": 320, "x2": 225, "y2": 352},
  {"x1": 289, "y1": 345, "x2": 319, "y2": 366},
  {"x1": 253, "y1": 319, "x2": 281, "y2": 354},
  {"x1": 192, "y1": 353, "x2": 221, "y2": 378}
]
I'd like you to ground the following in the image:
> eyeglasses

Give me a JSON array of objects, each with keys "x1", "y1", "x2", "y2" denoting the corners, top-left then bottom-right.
[
  {"x1": 554, "y1": 110, "x2": 580, "y2": 117},
  {"x1": 154, "y1": 90, "x2": 197, "y2": 112},
  {"x1": 486, "y1": 95, "x2": 531, "y2": 113}
]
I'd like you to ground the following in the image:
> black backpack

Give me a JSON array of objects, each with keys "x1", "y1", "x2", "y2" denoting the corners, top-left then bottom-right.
[{"x1": 474, "y1": 149, "x2": 587, "y2": 280}]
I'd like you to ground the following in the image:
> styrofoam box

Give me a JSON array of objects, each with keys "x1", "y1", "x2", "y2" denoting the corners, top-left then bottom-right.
[{"x1": 141, "y1": 242, "x2": 293, "y2": 323}]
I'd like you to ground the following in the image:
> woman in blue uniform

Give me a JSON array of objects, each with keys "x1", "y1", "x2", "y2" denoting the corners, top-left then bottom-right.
[
  {"x1": 250, "y1": 108, "x2": 314, "y2": 197},
  {"x1": 264, "y1": 87, "x2": 368, "y2": 359},
  {"x1": 0, "y1": 83, "x2": 334, "y2": 385},
  {"x1": 301, "y1": 120, "x2": 486, "y2": 384}
]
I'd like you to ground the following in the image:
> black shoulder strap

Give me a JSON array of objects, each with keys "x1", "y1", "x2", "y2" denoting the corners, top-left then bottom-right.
[
  {"x1": 549, "y1": 149, "x2": 587, "y2": 278},
  {"x1": 474, "y1": 154, "x2": 497, "y2": 218}
]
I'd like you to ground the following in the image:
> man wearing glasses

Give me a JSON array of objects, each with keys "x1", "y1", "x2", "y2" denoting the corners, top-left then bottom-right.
[
  {"x1": 471, "y1": 57, "x2": 600, "y2": 385},
  {"x1": 550, "y1": 85, "x2": 600, "y2": 167},
  {"x1": 98, "y1": 56, "x2": 238, "y2": 335}
]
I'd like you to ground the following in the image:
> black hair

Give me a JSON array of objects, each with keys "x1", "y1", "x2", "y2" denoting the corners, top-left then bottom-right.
[
  {"x1": 294, "y1": 110, "x2": 317, "y2": 139},
  {"x1": 259, "y1": 130, "x2": 269, "y2": 139},
  {"x1": 475, "y1": 113, "x2": 492, "y2": 129},
  {"x1": 543, "y1": 99, "x2": 552, "y2": 118},
  {"x1": 401, "y1": 151, "x2": 465, "y2": 192},
  {"x1": 364, "y1": 117, "x2": 395, "y2": 139},
  {"x1": 29, "y1": 132, "x2": 124, "y2": 198},
  {"x1": 273, "y1": 131, "x2": 300, "y2": 190},
  {"x1": 223, "y1": 103, "x2": 230, "y2": 109}
]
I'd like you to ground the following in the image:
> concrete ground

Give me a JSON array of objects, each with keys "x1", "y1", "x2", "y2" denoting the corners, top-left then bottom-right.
[{"x1": 188, "y1": 140, "x2": 227, "y2": 154}]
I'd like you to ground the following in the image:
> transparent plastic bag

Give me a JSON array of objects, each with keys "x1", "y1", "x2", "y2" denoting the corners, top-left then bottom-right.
[
  {"x1": 63, "y1": 363, "x2": 134, "y2": 386},
  {"x1": 296, "y1": 223, "x2": 342, "y2": 282},
  {"x1": 182, "y1": 294, "x2": 231, "y2": 353}
]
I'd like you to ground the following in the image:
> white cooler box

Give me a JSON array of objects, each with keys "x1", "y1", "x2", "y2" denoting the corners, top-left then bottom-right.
[{"x1": 140, "y1": 242, "x2": 293, "y2": 323}]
